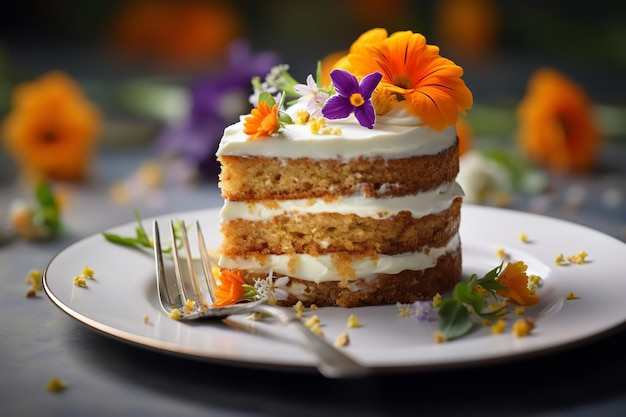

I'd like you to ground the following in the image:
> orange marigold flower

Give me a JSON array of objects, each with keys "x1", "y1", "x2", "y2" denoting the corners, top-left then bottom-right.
[
  {"x1": 243, "y1": 101, "x2": 280, "y2": 140},
  {"x1": 1, "y1": 71, "x2": 101, "y2": 182},
  {"x1": 334, "y1": 28, "x2": 473, "y2": 131},
  {"x1": 212, "y1": 269, "x2": 246, "y2": 307},
  {"x1": 497, "y1": 261, "x2": 540, "y2": 306},
  {"x1": 320, "y1": 50, "x2": 347, "y2": 88},
  {"x1": 516, "y1": 68, "x2": 601, "y2": 171}
]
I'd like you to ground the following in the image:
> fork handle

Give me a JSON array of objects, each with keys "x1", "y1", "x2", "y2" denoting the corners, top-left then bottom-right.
[{"x1": 255, "y1": 305, "x2": 369, "y2": 379}]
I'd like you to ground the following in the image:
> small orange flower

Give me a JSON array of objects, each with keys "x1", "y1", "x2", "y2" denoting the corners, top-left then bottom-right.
[
  {"x1": 212, "y1": 269, "x2": 246, "y2": 307},
  {"x1": 334, "y1": 28, "x2": 473, "y2": 131},
  {"x1": 516, "y1": 68, "x2": 601, "y2": 171},
  {"x1": 243, "y1": 101, "x2": 280, "y2": 140},
  {"x1": 496, "y1": 261, "x2": 540, "y2": 306},
  {"x1": 2, "y1": 71, "x2": 101, "y2": 182}
]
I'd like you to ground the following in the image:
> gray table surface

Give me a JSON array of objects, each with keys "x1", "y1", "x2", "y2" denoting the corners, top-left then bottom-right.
[{"x1": 1, "y1": 145, "x2": 625, "y2": 417}]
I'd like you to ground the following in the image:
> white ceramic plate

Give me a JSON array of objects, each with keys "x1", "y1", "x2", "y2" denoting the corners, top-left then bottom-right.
[{"x1": 44, "y1": 205, "x2": 626, "y2": 373}]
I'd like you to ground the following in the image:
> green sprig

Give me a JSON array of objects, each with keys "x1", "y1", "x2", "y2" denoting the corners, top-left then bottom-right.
[
  {"x1": 437, "y1": 262, "x2": 508, "y2": 341},
  {"x1": 102, "y1": 211, "x2": 183, "y2": 253},
  {"x1": 34, "y1": 181, "x2": 61, "y2": 236}
]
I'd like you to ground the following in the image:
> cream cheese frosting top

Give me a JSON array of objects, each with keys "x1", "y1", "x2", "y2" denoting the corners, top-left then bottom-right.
[{"x1": 216, "y1": 115, "x2": 456, "y2": 160}]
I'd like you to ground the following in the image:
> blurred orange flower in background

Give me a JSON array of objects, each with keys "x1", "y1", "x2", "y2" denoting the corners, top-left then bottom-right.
[
  {"x1": 516, "y1": 68, "x2": 601, "y2": 171},
  {"x1": 456, "y1": 115, "x2": 474, "y2": 156},
  {"x1": 1, "y1": 71, "x2": 101, "y2": 182},
  {"x1": 107, "y1": 0, "x2": 242, "y2": 71},
  {"x1": 435, "y1": 0, "x2": 501, "y2": 61}
]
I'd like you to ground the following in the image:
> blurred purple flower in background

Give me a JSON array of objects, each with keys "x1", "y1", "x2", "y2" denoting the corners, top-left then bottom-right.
[{"x1": 154, "y1": 40, "x2": 280, "y2": 180}]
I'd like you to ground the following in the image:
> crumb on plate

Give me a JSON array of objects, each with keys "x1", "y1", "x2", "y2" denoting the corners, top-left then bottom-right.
[
  {"x1": 334, "y1": 332, "x2": 350, "y2": 348},
  {"x1": 346, "y1": 314, "x2": 361, "y2": 328},
  {"x1": 46, "y1": 377, "x2": 67, "y2": 392}
]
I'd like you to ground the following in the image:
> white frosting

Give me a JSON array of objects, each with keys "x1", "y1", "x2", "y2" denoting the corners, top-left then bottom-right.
[
  {"x1": 218, "y1": 234, "x2": 460, "y2": 283},
  {"x1": 220, "y1": 181, "x2": 464, "y2": 221},
  {"x1": 216, "y1": 115, "x2": 456, "y2": 160}
]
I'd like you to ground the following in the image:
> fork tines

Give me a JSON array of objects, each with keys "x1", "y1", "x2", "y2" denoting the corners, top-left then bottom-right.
[{"x1": 153, "y1": 220, "x2": 217, "y2": 316}]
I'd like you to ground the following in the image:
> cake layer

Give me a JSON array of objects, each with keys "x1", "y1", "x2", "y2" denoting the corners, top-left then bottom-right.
[
  {"x1": 230, "y1": 250, "x2": 462, "y2": 308},
  {"x1": 219, "y1": 198, "x2": 461, "y2": 257},
  {"x1": 218, "y1": 139, "x2": 459, "y2": 201}
]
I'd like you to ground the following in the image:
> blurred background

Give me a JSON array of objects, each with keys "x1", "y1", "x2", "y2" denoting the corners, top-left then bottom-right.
[
  {"x1": 1, "y1": 0, "x2": 625, "y2": 153},
  {"x1": 0, "y1": 0, "x2": 625, "y2": 240}
]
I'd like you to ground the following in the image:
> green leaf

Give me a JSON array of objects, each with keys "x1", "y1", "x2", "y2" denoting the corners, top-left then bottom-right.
[
  {"x1": 278, "y1": 112, "x2": 293, "y2": 125},
  {"x1": 437, "y1": 298, "x2": 474, "y2": 341},
  {"x1": 453, "y1": 281, "x2": 484, "y2": 315},
  {"x1": 315, "y1": 60, "x2": 322, "y2": 87},
  {"x1": 258, "y1": 92, "x2": 276, "y2": 107},
  {"x1": 34, "y1": 181, "x2": 61, "y2": 233},
  {"x1": 475, "y1": 262, "x2": 507, "y2": 296},
  {"x1": 101, "y1": 232, "x2": 143, "y2": 248}
]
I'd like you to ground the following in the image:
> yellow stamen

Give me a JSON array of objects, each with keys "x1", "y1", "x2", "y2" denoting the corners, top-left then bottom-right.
[{"x1": 350, "y1": 93, "x2": 365, "y2": 107}]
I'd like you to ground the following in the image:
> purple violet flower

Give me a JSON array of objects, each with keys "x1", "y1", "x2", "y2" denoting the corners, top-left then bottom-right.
[
  {"x1": 322, "y1": 69, "x2": 382, "y2": 129},
  {"x1": 412, "y1": 301, "x2": 438, "y2": 322},
  {"x1": 155, "y1": 40, "x2": 280, "y2": 180}
]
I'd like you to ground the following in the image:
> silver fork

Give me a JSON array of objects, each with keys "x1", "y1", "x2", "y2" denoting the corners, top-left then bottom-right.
[{"x1": 153, "y1": 219, "x2": 369, "y2": 378}]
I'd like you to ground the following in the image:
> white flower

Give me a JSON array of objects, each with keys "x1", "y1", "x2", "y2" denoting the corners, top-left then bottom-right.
[
  {"x1": 457, "y1": 151, "x2": 512, "y2": 205},
  {"x1": 272, "y1": 276, "x2": 289, "y2": 301},
  {"x1": 294, "y1": 74, "x2": 329, "y2": 117}
]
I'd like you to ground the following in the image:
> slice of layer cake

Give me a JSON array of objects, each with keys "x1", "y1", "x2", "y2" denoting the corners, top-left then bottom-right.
[{"x1": 216, "y1": 28, "x2": 472, "y2": 307}]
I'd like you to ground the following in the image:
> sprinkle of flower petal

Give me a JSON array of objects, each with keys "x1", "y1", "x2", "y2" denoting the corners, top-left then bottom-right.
[
  {"x1": 567, "y1": 251, "x2": 589, "y2": 264},
  {"x1": 491, "y1": 318, "x2": 506, "y2": 334},
  {"x1": 346, "y1": 314, "x2": 361, "y2": 328},
  {"x1": 512, "y1": 318, "x2": 535, "y2": 337},
  {"x1": 555, "y1": 253, "x2": 568, "y2": 266},
  {"x1": 566, "y1": 291, "x2": 579, "y2": 300}
]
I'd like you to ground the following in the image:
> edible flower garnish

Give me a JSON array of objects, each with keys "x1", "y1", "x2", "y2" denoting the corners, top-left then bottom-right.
[
  {"x1": 244, "y1": 28, "x2": 471, "y2": 136},
  {"x1": 398, "y1": 260, "x2": 542, "y2": 342},
  {"x1": 334, "y1": 28, "x2": 473, "y2": 131},
  {"x1": 322, "y1": 69, "x2": 382, "y2": 129},
  {"x1": 435, "y1": 262, "x2": 508, "y2": 341},
  {"x1": 212, "y1": 270, "x2": 259, "y2": 307},
  {"x1": 244, "y1": 98, "x2": 280, "y2": 140},
  {"x1": 294, "y1": 73, "x2": 330, "y2": 118},
  {"x1": 244, "y1": 92, "x2": 293, "y2": 140},
  {"x1": 496, "y1": 261, "x2": 540, "y2": 305}
]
